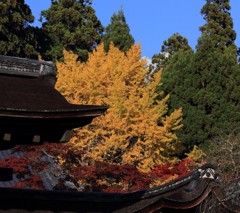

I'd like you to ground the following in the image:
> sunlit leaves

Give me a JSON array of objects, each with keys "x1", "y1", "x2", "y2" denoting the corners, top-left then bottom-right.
[{"x1": 56, "y1": 43, "x2": 183, "y2": 172}]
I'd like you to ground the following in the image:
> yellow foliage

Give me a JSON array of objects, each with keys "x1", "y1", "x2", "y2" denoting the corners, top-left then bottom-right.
[
  {"x1": 55, "y1": 43, "x2": 183, "y2": 172},
  {"x1": 185, "y1": 145, "x2": 206, "y2": 164}
]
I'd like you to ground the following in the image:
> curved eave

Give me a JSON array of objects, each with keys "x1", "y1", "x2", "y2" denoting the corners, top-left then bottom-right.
[
  {"x1": 0, "y1": 105, "x2": 109, "y2": 119},
  {"x1": 0, "y1": 106, "x2": 108, "y2": 144},
  {"x1": 0, "y1": 164, "x2": 217, "y2": 212}
]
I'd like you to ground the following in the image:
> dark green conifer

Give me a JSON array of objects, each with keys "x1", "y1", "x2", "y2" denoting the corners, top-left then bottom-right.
[
  {"x1": 40, "y1": 0, "x2": 104, "y2": 61},
  {"x1": 102, "y1": 8, "x2": 134, "y2": 52},
  {"x1": 160, "y1": 0, "x2": 240, "y2": 148},
  {"x1": 0, "y1": 0, "x2": 38, "y2": 58},
  {"x1": 161, "y1": 49, "x2": 198, "y2": 149},
  {"x1": 151, "y1": 33, "x2": 191, "y2": 71},
  {"x1": 193, "y1": 0, "x2": 240, "y2": 144}
]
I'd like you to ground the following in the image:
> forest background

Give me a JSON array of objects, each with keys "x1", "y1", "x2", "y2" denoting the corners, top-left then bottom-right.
[
  {"x1": 0, "y1": 0, "x2": 240, "y2": 191},
  {"x1": 25, "y1": 0, "x2": 240, "y2": 60}
]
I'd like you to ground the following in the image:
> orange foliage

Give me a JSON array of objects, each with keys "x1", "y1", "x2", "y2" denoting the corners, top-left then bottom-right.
[{"x1": 55, "y1": 43, "x2": 183, "y2": 172}]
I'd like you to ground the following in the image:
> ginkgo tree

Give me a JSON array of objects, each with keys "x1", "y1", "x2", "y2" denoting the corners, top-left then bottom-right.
[{"x1": 55, "y1": 43, "x2": 183, "y2": 172}]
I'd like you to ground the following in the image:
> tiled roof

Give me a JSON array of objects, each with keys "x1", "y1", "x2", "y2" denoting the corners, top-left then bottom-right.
[
  {"x1": 0, "y1": 55, "x2": 226, "y2": 212},
  {"x1": 0, "y1": 164, "x2": 217, "y2": 212},
  {"x1": 0, "y1": 55, "x2": 56, "y2": 78},
  {"x1": 0, "y1": 55, "x2": 108, "y2": 144},
  {"x1": 0, "y1": 148, "x2": 65, "y2": 190}
]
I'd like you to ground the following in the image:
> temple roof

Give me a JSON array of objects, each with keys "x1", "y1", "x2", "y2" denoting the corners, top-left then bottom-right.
[
  {"x1": 0, "y1": 55, "x2": 56, "y2": 78},
  {"x1": 0, "y1": 55, "x2": 108, "y2": 144},
  {"x1": 0, "y1": 74, "x2": 105, "y2": 112},
  {"x1": 0, "y1": 55, "x2": 238, "y2": 212},
  {"x1": 0, "y1": 164, "x2": 217, "y2": 212}
]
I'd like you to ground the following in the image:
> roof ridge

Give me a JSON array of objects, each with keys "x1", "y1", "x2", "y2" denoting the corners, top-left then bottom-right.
[{"x1": 0, "y1": 55, "x2": 56, "y2": 78}]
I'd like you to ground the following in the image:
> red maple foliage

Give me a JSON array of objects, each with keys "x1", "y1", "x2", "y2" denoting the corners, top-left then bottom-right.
[
  {"x1": 0, "y1": 143, "x2": 196, "y2": 192},
  {"x1": 150, "y1": 158, "x2": 195, "y2": 180},
  {"x1": 69, "y1": 161, "x2": 152, "y2": 192},
  {"x1": 13, "y1": 175, "x2": 44, "y2": 190}
]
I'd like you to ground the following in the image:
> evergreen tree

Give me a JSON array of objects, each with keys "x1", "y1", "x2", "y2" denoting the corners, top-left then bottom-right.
[
  {"x1": 0, "y1": 0, "x2": 38, "y2": 58},
  {"x1": 193, "y1": 0, "x2": 240, "y2": 143},
  {"x1": 151, "y1": 33, "x2": 191, "y2": 72},
  {"x1": 161, "y1": 49, "x2": 206, "y2": 149},
  {"x1": 198, "y1": 0, "x2": 236, "y2": 50},
  {"x1": 102, "y1": 8, "x2": 134, "y2": 53},
  {"x1": 30, "y1": 27, "x2": 52, "y2": 60},
  {"x1": 40, "y1": 0, "x2": 104, "y2": 62},
  {"x1": 160, "y1": 0, "x2": 240, "y2": 148}
]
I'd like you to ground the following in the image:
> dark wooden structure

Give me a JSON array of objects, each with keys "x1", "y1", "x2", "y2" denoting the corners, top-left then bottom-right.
[
  {"x1": 0, "y1": 55, "x2": 108, "y2": 144},
  {"x1": 0, "y1": 164, "x2": 217, "y2": 213},
  {"x1": 0, "y1": 55, "x2": 226, "y2": 212}
]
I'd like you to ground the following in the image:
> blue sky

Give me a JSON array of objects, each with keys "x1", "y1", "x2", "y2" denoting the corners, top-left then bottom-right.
[{"x1": 25, "y1": 0, "x2": 240, "y2": 58}]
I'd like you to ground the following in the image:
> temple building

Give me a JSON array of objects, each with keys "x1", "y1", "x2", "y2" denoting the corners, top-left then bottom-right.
[
  {"x1": 0, "y1": 55, "x2": 108, "y2": 144},
  {"x1": 0, "y1": 55, "x2": 239, "y2": 212}
]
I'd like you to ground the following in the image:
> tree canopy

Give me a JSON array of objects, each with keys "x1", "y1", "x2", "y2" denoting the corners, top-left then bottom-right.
[
  {"x1": 160, "y1": 0, "x2": 240, "y2": 147},
  {"x1": 1, "y1": 0, "x2": 240, "y2": 187},
  {"x1": 102, "y1": 8, "x2": 134, "y2": 53},
  {"x1": 160, "y1": 49, "x2": 199, "y2": 148},
  {"x1": 198, "y1": 0, "x2": 236, "y2": 50},
  {"x1": 55, "y1": 43, "x2": 183, "y2": 172},
  {"x1": 193, "y1": 0, "x2": 240, "y2": 143},
  {"x1": 40, "y1": 0, "x2": 104, "y2": 61},
  {"x1": 0, "y1": 0, "x2": 38, "y2": 58},
  {"x1": 151, "y1": 33, "x2": 192, "y2": 72}
]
